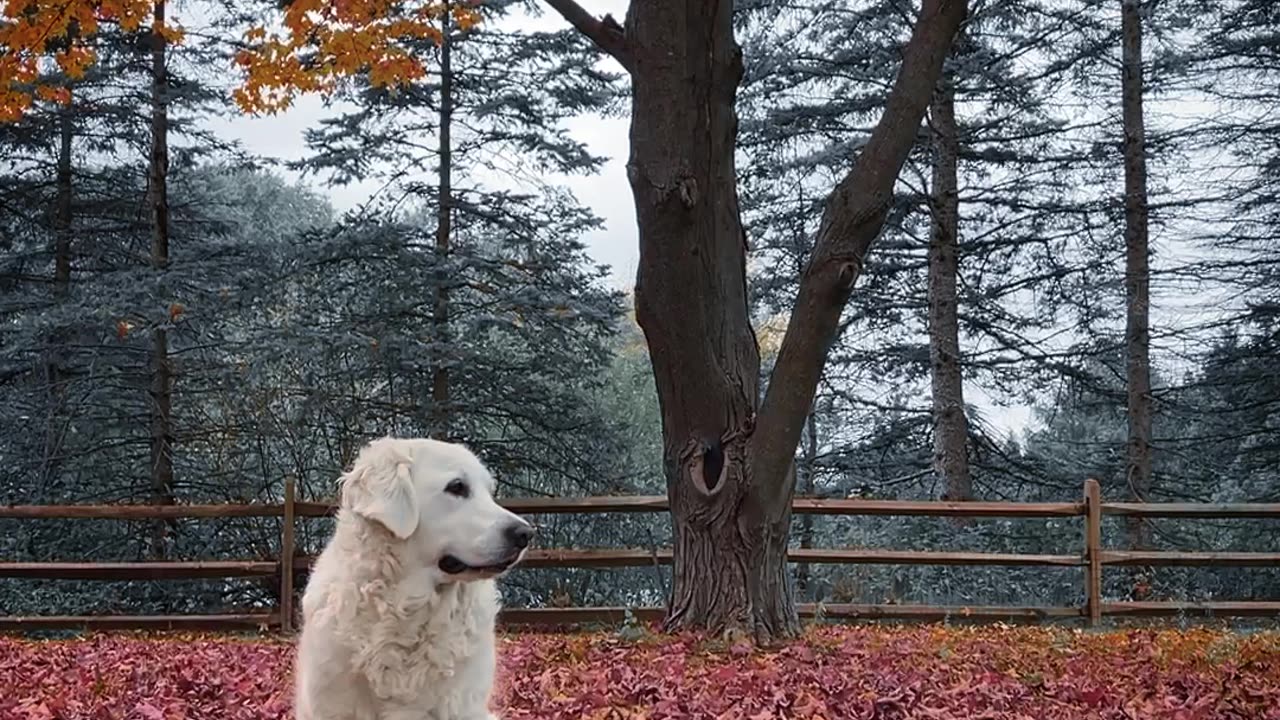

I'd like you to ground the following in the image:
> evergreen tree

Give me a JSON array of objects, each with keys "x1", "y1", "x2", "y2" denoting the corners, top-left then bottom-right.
[{"x1": 736, "y1": 0, "x2": 1115, "y2": 502}]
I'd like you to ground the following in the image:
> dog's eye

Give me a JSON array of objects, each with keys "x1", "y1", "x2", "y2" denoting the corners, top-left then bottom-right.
[{"x1": 445, "y1": 479, "x2": 470, "y2": 499}]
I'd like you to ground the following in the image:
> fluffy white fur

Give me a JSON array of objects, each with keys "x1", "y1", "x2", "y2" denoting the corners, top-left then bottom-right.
[{"x1": 294, "y1": 436, "x2": 532, "y2": 720}]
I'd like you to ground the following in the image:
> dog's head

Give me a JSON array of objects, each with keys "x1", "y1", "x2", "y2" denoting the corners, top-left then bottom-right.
[{"x1": 339, "y1": 436, "x2": 534, "y2": 581}]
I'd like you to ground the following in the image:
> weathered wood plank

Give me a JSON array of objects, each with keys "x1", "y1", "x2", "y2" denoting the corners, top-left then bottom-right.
[
  {"x1": 1103, "y1": 601, "x2": 1280, "y2": 617},
  {"x1": 496, "y1": 604, "x2": 1082, "y2": 626},
  {"x1": 0, "y1": 614, "x2": 279, "y2": 632},
  {"x1": 279, "y1": 476, "x2": 296, "y2": 634},
  {"x1": 1100, "y1": 551, "x2": 1280, "y2": 567},
  {"x1": 292, "y1": 548, "x2": 1083, "y2": 569},
  {"x1": 1102, "y1": 502, "x2": 1280, "y2": 519},
  {"x1": 0, "y1": 562, "x2": 278, "y2": 580},
  {"x1": 0, "y1": 504, "x2": 287, "y2": 519},
  {"x1": 1084, "y1": 478, "x2": 1103, "y2": 627},
  {"x1": 1, "y1": 497, "x2": 1090, "y2": 519}
]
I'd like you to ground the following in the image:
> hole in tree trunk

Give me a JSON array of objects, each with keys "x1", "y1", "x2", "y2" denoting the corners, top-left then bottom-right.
[{"x1": 702, "y1": 439, "x2": 723, "y2": 493}]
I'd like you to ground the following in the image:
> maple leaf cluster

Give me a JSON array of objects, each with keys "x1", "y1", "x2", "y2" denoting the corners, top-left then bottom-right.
[
  {"x1": 232, "y1": 0, "x2": 482, "y2": 115},
  {"x1": 0, "y1": 0, "x2": 184, "y2": 121},
  {"x1": 3, "y1": 626, "x2": 1280, "y2": 719},
  {"x1": 0, "y1": 0, "x2": 474, "y2": 121}
]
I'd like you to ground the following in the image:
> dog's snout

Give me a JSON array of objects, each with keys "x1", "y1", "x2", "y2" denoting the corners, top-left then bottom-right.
[{"x1": 505, "y1": 521, "x2": 534, "y2": 549}]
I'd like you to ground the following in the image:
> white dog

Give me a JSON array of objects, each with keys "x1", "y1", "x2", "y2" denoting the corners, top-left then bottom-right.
[{"x1": 294, "y1": 436, "x2": 534, "y2": 720}]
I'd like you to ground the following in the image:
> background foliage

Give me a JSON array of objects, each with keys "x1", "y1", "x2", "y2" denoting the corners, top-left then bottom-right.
[{"x1": 1, "y1": 0, "x2": 1278, "y2": 618}]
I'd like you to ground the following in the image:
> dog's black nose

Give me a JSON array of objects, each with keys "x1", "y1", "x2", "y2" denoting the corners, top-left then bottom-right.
[{"x1": 505, "y1": 522, "x2": 534, "y2": 549}]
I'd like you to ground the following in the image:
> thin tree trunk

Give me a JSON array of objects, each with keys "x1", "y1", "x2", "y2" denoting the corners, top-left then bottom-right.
[
  {"x1": 149, "y1": 0, "x2": 175, "y2": 559},
  {"x1": 44, "y1": 109, "x2": 74, "y2": 486},
  {"x1": 54, "y1": 113, "x2": 72, "y2": 295},
  {"x1": 546, "y1": 0, "x2": 967, "y2": 643},
  {"x1": 927, "y1": 72, "x2": 972, "y2": 502},
  {"x1": 432, "y1": 2, "x2": 453, "y2": 437},
  {"x1": 795, "y1": 408, "x2": 818, "y2": 600},
  {"x1": 1121, "y1": 0, "x2": 1153, "y2": 550}
]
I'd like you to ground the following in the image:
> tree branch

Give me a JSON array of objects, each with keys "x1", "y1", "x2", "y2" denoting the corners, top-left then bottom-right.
[
  {"x1": 542, "y1": 0, "x2": 632, "y2": 71},
  {"x1": 750, "y1": 0, "x2": 969, "y2": 512}
]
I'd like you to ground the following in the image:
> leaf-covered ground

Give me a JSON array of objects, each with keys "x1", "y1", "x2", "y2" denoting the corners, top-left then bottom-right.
[{"x1": 3, "y1": 626, "x2": 1279, "y2": 719}]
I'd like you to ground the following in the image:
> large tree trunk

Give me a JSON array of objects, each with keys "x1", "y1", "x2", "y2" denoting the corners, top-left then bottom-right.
[
  {"x1": 149, "y1": 0, "x2": 175, "y2": 559},
  {"x1": 926, "y1": 72, "x2": 972, "y2": 501},
  {"x1": 1121, "y1": 0, "x2": 1153, "y2": 550},
  {"x1": 432, "y1": 4, "x2": 454, "y2": 437},
  {"x1": 548, "y1": 0, "x2": 967, "y2": 643},
  {"x1": 622, "y1": 0, "x2": 790, "y2": 642}
]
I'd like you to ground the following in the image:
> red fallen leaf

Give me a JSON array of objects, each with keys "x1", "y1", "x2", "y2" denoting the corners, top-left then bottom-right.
[
  {"x1": 1080, "y1": 685, "x2": 1107, "y2": 707},
  {"x1": 5, "y1": 628, "x2": 1280, "y2": 719},
  {"x1": 134, "y1": 701, "x2": 165, "y2": 720}
]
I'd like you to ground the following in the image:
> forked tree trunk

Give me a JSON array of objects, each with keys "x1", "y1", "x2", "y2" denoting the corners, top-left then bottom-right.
[
  {"x1": 432, "y1": 3, "x2": 454, "y2": 437},
  {"x1": 149, "y1": 0, "x2": 175, "y2": 559},
  {"x1": 1121, "y1": 0, "x2": 1153, "y2": 550},
  {"x1": 622, "y1": 0, "x2": 793, "y2": 641},
  {"x1": 547, "y1": 0, "x2": 968, "y2": 643},
  {"x1": 926, "y1": 72, "x2": 972, "y2": 502}
]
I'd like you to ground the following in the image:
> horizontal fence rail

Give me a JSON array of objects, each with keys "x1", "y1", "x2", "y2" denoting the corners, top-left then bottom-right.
[
  {"x1": 0, "y1": 498, "x2": 1087, "y2": 519},
  {"x1": 2, "y1": 478, "x2": 1278, "y2": 633}
]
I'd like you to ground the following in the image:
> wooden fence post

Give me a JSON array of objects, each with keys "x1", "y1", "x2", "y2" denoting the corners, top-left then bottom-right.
[
  {"x1": 1083, "y1": 478, "x2": 1102, "y2": 627},
  {"x1": 280, "y1": 475, "x2": 296, "y2": 634}
]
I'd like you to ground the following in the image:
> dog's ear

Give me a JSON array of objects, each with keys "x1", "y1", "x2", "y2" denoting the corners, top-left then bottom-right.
[{"x1": 341, "y1": 445, "x2": 419, "y2": 539}]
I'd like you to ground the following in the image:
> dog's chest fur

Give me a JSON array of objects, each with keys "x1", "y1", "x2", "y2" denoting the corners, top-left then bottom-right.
[{"x1": 349, "y1": 575, "x2": 499, "y2": 704}]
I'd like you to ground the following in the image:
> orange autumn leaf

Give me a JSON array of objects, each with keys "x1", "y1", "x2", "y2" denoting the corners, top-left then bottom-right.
[
  {"x1": 1, "y1": 0, "x2": 457, "y2": 121},
  {"x1": 0, "y1": 0, "x2": 173, "y2": 120},
  {"x1": 233, "y1": 0, "x2": 480, "y2": 115},
  {"x1": 34, "y1": 84, "x2": 70, "y2": 104},
  {"x1": 168, "y1": 302, "x2": 184, "y2": 322},
  {"x1": 0, "y1": 89, "x2": 32, "y2": 122},
  {"x1": 453, "y1": 4, "x2": 479, "y2": 31}
]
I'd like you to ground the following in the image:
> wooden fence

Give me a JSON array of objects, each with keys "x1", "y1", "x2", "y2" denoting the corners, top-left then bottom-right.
[{"x1": 2, "y1": 478, "x2": 1278, "y2": 633}]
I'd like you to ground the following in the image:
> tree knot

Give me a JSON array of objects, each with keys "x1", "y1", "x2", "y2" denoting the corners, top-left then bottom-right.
[
  {"x1": 655, "y1": 174, "x2": 699, "y2": 209},
  {"x1": 837, "y1": 258, "x2": 862, "y2": 290}
]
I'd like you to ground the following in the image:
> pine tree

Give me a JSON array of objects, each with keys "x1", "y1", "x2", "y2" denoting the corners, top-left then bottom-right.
[
  {"x1": 736, "y1": 0, "x2": 1116, "y2": 502},
  {"x1": 271, "y1": 0, "x2": 625, "y2": 482}
]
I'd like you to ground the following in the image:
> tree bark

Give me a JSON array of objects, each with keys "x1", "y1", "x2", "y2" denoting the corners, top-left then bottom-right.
[
  {"x1": 432, "y1": 3, "x2": 453, "y2": 437},
  {"x1": 1121, "y1": 0, "x2": 1153, "y2": 550},
  {"x1": 926, "y1": 71, "x2": 972, "y2": 502},
  {"x1": 547, "y1": 0, "x2": 968, "y2": 643},
  {"x1": 149, "y1": 0, "x2": 175, "y2": 559}
]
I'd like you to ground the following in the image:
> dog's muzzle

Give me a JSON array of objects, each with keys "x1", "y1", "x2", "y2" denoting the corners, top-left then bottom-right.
[
  {"x1": 438, "y1": 520, "x2": 534, "y2": 576},
  {"x1": 438, "y1": 552, "x2": 522, "y2": 576}
]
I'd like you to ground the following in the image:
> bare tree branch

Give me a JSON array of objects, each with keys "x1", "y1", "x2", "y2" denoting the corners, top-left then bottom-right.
[{"x1": 542, "y1": 0, "x2": 632, "y2": 71}]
